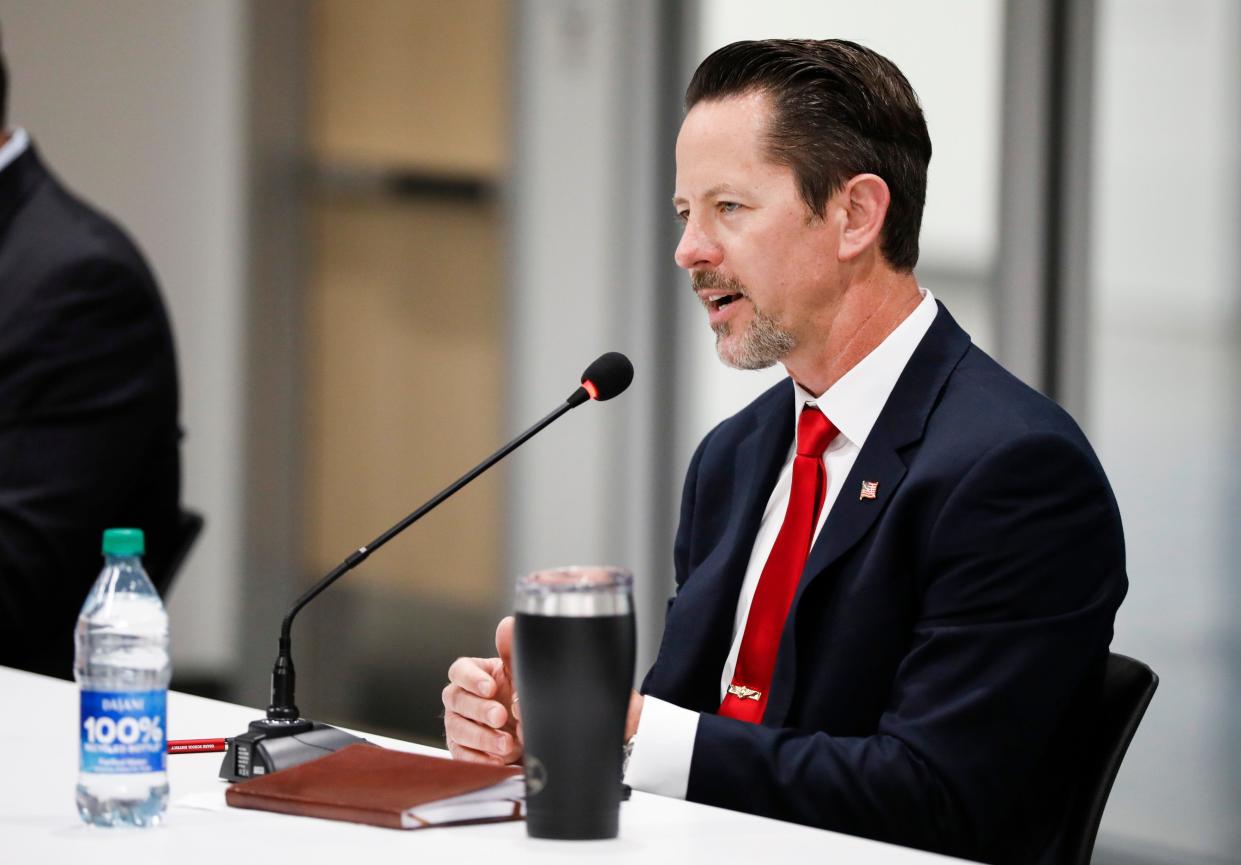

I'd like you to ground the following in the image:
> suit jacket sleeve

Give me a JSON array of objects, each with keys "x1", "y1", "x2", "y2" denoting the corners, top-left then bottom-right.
[{"x1": 677, "y1": 431, "x2": 1126, "y2": 859}]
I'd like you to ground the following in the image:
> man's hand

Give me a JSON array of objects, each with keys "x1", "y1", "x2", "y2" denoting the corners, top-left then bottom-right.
[
  {"x1": 626, "y1": 690, "x2": 644, "y2": 740},
  {"x1": 443, "y1": 617, "x2": 523, "y2": 765}
]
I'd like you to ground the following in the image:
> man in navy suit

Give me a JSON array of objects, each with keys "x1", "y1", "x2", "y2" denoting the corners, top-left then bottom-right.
[
  {"x1": 0, "y1": 37, "x2": 182, "y2": 678},
  {"x1": 444, "y1": 40, "x2": 1126, "y2": 864}
]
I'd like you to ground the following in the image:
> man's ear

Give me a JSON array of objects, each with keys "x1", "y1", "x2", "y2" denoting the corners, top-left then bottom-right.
[{"x1": 837, "y1": 173, "x2": 891, "y2": 262}]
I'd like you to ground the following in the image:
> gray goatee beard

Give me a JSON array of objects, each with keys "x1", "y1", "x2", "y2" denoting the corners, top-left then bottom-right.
[{"x1": 692, "y1": 272, "x2": 795, "y2": 371}]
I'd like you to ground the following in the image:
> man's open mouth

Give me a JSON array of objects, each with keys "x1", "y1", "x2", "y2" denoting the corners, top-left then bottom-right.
[{"x1": 703, "y1": 291, "x2": 743, "y2": 311}]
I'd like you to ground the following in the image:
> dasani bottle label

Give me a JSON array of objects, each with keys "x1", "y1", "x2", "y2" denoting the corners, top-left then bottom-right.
[{"x1": 80, "y1": 689, "x2": 166, "y2": 774}]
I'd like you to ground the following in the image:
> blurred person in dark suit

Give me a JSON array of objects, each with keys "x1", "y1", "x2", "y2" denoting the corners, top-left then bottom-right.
[
  {"x1": 0, "y1": 32, "x2": 182, "y2": 678},
  {"x1": 444, "y1": 39, "x2": 1126, "y2": 864}
]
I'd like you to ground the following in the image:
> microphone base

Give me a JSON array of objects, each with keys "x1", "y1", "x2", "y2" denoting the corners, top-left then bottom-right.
[{"x1": 218, "y1": 717, "x2": 367, "y2": 782}]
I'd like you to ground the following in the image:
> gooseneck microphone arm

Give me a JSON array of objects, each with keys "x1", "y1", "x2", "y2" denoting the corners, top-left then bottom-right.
[
  {"x1": 264, "y1": 399, "x2": 578, "y2": 720},
  {"x1": 263, "y1": 350, "x2": 633, "y2": 724}
]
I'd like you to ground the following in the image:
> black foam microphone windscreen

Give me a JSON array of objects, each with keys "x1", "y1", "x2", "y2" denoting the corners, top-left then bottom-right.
[{"x1": 580, "y1": 352, "x2": 634, "y2": 401}]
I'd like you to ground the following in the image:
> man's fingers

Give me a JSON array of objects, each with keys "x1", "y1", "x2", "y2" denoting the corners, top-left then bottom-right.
[
  {"x1": 495, "y1": 616, "x2": 515, "y2": 664},
  {"x1": 510, "y1": 691, "x2": 523, "y2": 745},
  {"x1": 445, "y1": 711, "x2": 511, "y2": 753},
  {"x1": 446, "y1": 656, "x2": 500, "y2": 698},
  {"x1": 444, "y1": 712, "x2": 520, "y2": 760},
  {"x1": 447, "y1": 740, "x2": 506, "y2": 766},
  {"x1": 442, "y1": 682, "x2": 508, "y2": 727},
  {"x1": 443, "y1": 619, "x2": 523, "y2": 765}
]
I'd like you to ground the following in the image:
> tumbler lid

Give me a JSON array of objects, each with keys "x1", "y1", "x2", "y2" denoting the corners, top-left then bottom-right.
[{"x1": 515, "y1": 566, "x2": 632, "y2": 616}]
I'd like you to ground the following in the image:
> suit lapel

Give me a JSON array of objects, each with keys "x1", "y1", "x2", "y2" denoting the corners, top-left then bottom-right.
[
  {"x1": 720, "y1": 383, "x2": 797, "y2": 590},
  {"x1": 654, "y1": 381, "x2": 794, "y2": 711},
  {"x1": 764, "y1": 303, "x2": 972, "y2": 726}
]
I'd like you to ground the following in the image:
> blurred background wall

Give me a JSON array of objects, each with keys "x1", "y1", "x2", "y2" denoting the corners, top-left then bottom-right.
[{"x1": 0, "y1": 1, "x2": 1237, "y2": 863}]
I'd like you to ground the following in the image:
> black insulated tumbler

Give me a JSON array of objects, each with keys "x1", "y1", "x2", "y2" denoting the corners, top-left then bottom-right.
[{"x1": 513, "y1": 566, "x2": 635, "y2": 840}]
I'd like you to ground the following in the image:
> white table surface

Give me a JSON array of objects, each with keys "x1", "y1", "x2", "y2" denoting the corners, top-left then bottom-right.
[{"x1": 2, "y1": 665, "x2": 973, "y2": 864}]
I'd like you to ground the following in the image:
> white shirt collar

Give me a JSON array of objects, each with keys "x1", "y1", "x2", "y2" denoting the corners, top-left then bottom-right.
[
  {"x1": 792, "y1": 288, "x2": 938, "y2": 449},
  {"x1": 0, "y1": 128, "x2": 31, "y2": 175}
]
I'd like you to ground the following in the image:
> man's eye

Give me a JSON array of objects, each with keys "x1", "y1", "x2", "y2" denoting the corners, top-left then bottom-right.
[
  {"x1": 718, "y1": 201, "x2": 741, "y2": 213},
  {"x1": 675, "y1": 209, "x2": 690, "y2": 223}
]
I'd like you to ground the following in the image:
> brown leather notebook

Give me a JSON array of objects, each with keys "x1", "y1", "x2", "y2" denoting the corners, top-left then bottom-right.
[{"x1": 225, "y1": 743, "x2": 524, "y2": 829}]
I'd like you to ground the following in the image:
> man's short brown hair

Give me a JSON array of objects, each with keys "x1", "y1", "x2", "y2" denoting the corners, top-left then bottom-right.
[{"x1": 687, "y1": 39, "x2": 932, "y2": 272}]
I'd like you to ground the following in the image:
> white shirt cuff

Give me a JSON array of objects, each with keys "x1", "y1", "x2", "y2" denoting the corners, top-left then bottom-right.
[{"x1": 622, "y1": 696, "x2": 699, "y2": 799}]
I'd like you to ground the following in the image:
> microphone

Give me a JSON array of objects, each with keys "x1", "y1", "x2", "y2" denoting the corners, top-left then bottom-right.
[
  {"x1": 568, "y1": 351, "x2": 635, "y2": 406},
  {"x1": 219, "y1": 352, "x2": 634, "y2": 781}
]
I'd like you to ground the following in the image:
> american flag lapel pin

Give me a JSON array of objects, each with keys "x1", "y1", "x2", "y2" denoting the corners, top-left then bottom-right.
[{"x1": 859, "y1": 480, "x2": 879, "y2": 501}]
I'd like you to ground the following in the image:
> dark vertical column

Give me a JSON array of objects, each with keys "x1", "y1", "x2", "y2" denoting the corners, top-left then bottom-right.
[
  {"x1": 238, "y1": 0, "x2": 310, "y2": 708},
  {"x1": 643, "y1": 0, "x2": 696, "y2": 666},
  {"x1": 1049, "y1": 0, "x2": 1097, "y2": 417},
  {"x1": 996, "y1": 0, "x2": 1095, "y2": 415}
]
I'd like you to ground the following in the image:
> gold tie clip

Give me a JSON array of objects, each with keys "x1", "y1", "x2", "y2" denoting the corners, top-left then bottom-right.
[{"x1": 728, "y1": 683, "x2": 762, "y2": 701}]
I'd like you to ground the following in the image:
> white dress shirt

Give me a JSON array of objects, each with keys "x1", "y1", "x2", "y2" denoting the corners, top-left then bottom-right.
[
  {"x1": 624, "y1": 288, "x2": 939, "y2": 798},
  {"x1": 0, "y1": 127, "x2": 31, "y2": 174}
]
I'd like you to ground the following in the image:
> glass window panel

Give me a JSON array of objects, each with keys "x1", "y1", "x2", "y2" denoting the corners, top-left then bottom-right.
[{"x1": 1088, "y1": 0, "x2": 1241, "y2": 860}]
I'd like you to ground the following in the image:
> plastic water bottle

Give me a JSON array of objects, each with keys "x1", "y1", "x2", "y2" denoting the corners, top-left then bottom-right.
[{"x1": 74, "y1": 528, "x2": 171, "y2": 827}]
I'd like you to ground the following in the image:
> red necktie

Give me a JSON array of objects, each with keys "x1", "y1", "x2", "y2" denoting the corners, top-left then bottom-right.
[{"x1": 719, "y1": 405, "x2": 838, "y2": 723}]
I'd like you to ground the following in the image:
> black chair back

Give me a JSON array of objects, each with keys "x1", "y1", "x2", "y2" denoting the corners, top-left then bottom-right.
[
  {"x1": 155, "y1": 509, "x2": 204, "y2": 597},
  {"x1": 1041, "y1": 652, "x2": 1158, "y2": 865}
]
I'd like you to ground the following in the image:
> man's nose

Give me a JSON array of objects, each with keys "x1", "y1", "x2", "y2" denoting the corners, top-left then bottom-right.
[{"x1": 674, "y1": 219, "x2": 722, "y2": 271}]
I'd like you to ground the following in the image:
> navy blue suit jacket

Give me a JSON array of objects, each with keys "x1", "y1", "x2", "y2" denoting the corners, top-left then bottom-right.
[{"x1": 641, "y1": 304, "x2": 1126, "y2": 864}]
